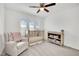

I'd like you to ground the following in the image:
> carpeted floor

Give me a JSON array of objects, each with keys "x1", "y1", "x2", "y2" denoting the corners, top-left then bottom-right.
[{"x1": 20, "y1": 42, "x2": 79, "y2": 56}]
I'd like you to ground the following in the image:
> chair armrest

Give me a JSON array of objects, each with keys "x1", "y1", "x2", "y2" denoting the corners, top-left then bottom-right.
[
  {"x1": 5, "y1": 41, "x2": 17, "y2": 55},
  {"x1": 6, "y1": 41, "x2": 17, "y2": 47}
]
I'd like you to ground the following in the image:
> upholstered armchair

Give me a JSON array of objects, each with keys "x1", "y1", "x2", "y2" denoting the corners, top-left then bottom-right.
[{"x1": 5, "y1": 32, "x2": 28, "y2": 56}]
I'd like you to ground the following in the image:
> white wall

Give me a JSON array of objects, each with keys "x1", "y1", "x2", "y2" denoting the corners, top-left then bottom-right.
[
  {"x1": 5, "y1": 8, "x2": 44, "y2": 32},
  {"x1": 44, "y1": 5, "x2": 79, "y2": 50},
  {"x1": 0, "y1": 4, "x2": 5, "y2": 55}
]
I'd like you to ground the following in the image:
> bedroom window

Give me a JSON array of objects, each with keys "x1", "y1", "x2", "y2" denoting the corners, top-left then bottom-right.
[
  {"x1": 29, "y1": 21, "x2": 40, "y2": 30},
  {"x1": 29, "y1": 22, "x2": 35, "y2": 30},
  {"x1": 20, "y1": 20, "x2": 41, "y2": 37},
  {"x1": 20, "y1": 20, "x2": 28, "y2": 37}
]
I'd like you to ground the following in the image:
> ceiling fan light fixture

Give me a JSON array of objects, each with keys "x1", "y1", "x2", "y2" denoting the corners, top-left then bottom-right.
[{"x1": 40, "y1": 8, "x2": 44, "y2": 11}]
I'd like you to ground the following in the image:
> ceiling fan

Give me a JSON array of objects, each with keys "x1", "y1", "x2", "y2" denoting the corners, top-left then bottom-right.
[{"x1": 29, "y1": 3, "x2": 56, "y2": 13}]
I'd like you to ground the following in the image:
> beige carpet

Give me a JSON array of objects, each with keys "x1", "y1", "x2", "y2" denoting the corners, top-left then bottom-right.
[{"x1": 20, "y1": 42, "x2": 79, "y2": 56}]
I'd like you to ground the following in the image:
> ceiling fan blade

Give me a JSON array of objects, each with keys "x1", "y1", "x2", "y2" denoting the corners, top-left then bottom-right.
[
  {"x1": 37, "y1": 9, "x2": 40, "y2": 13},
  {"x1": 44, "y1": 8, "x2": 49, "y2": 12},
  {"x1": 29, "y1": 6, "x2": 40, "y2": 8},
  {"x1": 45, "y1": 3, "x2": 56, "y2": 7}
]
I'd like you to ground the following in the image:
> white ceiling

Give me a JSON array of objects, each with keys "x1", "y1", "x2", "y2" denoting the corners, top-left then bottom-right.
[{"x1": 5, "y1": 3, "x2": 79, "y2": 18}]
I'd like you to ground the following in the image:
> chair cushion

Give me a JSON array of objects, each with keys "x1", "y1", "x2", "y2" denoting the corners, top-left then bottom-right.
[{"x1": 17, "y1": 42, "x2": 26, "y2": 49}]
